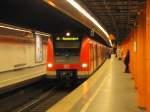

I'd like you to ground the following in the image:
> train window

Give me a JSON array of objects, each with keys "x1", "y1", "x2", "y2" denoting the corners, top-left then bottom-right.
[
  {"x1": 54, "y1": 39, "x2": 81, "y2": 64},
  {"x1": 54, "y1": 40, "x2": 81, "y2": 56},
  {"x1": 55, "y1": 48, "x2": 80, "y2": 56},
  {"x1": 55, "y1": 41, "x2": 80, "y2": 49}
]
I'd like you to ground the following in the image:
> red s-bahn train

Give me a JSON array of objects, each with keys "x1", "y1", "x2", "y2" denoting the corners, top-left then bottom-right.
[{"x1": 47, "y1": 34, "x2": 111, "y2": 80}]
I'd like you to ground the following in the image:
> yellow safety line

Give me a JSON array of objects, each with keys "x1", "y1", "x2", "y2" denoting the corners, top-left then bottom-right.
[
  {"x1": 80, "y1": 58, "x2": 113, "y2": 112},
  {"x1": 80, "y1": 71, "x2": 109, "y2": 112}
]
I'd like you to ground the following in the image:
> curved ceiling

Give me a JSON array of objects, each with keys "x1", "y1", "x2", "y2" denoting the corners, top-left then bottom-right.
[
  {"x1": 0, "y1": 0, "x2": 90, "y2": 36},
  {"x1": 0, "y1": 0, "x2": 110, "y2": 45},
  {"x1": 1, "y1": 0, "x2": 143, "y2": 45},
  {"x1": 81, "y1": 0, "x2": 145, "y2": 43}
]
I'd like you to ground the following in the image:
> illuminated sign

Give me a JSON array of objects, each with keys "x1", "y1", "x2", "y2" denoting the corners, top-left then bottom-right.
[{"x1": 56, "y1": 37, "x2": 79, "y2": 41}]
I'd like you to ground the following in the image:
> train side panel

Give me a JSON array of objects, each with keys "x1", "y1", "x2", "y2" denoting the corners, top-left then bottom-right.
[
  {"x1": 47, "y1": 38, "x2": 56, "y2": 78},
  {"x1": 78, "y1": 37, "x2": 91, "y2": 78}
]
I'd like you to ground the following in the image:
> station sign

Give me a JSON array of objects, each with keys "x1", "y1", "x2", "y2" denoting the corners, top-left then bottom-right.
[{"x1": 56, "y1": 37, "x2": 79, "y2": 41}]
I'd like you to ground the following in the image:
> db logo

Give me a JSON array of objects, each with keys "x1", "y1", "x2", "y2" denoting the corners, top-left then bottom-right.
[{"x1": 64, "y1": 64, "x2": 70, "y2": 69}]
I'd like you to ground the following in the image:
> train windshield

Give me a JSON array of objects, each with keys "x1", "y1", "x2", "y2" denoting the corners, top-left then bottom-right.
[
  {"x1": 54, "y1": 36, "x2": 81, "y2": 64},
  {"x1": 54, "y1": 37, "x2": 81, "y2": 56}
]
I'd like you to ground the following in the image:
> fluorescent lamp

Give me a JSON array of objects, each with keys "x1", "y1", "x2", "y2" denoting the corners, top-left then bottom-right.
[
  {"x1": 0, "y1": 25, "x2": 31, "y2": 33},
  {"x1": 109, "y1": 39, "x2": 113, "y2": 47},
  {"x1": 35, "y1": 32, "x2": 50, "y2": 37},
  {"x1": 66, "y1": 0, "x2": 109, "y2": 38}
]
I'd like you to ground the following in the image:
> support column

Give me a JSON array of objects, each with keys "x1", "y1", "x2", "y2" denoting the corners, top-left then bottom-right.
[
  {"x1": 136, "y1": 6, "x2": 146, "y2": 108},
  {"x1": 133, "y1": 27, "x2": 138, "y2": 88},
  {"x1": 146, "y1": 0, "x2": 150, "y2": 111},
  {"x1": 129, "y1": 30, "x2": 134, "y2": 79}
]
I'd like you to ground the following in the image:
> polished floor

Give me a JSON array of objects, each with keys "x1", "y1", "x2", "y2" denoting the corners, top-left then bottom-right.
[{"x1": 81, "y1": 55, "x2": 146, "y2": 112}]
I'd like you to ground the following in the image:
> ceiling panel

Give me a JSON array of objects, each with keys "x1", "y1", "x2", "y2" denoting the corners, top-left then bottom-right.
[{"x1": 82, "y1": 0, "x2": 145, "y2": 43}]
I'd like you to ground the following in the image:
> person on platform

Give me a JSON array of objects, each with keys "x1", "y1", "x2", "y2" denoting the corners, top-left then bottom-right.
[{"x1": 124, "y1": 49, "x2": 130, "y2": 73}]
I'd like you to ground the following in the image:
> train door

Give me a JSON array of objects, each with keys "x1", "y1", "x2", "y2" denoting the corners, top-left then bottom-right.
[
  {"x1": 90, "y1": 43, "x2": 94, "y2": 73},
  {"x1": 97, "y1": 45, "x2": 100, "y2": 66},
  {"x1": 95, "y1": 44, "x2": 98, "y2": 67},
  {"x1": 93, "y1": 44, "x2": 97, "y2": 70},
  {"x1": 101, "y1": 46, "x2": 104, "y2": 62},
  {"x1": 100, "y1": 45, "x2": 103, "y2": 63}
]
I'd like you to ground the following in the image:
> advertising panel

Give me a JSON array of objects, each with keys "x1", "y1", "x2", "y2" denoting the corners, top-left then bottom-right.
[{"x1": 36, "y1": 34, "x2": 43, "y2": 62}]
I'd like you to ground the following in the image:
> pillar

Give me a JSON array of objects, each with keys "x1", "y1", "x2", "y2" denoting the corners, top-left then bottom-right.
[
  {"x1": 136, "y1": 5, "x2": 146, "y2": 108},
  {"x1": 133, "y1": 27, "x2": 138, "y2": 88},
  {"x1": 146, "y1": 0, "x2": 150, "y2": 111}
]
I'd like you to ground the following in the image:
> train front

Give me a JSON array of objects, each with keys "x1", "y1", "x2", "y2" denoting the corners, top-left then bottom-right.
[{"x1": 47, "y1": 35, "x2": 90, "y2": 80}]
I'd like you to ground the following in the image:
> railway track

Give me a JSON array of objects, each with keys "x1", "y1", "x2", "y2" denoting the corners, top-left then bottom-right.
[
  {"x1": 13, "y1": 87, "x2": 55, "y2": 112},
  {"x1": 28, "y1": 91, "x2": 69, "y2": 112},
  {"x1": 0, "y1": 78, "x2": 56, "y2": 112},
  {"x1": 13, "y1": 87, "x2": 71, "y2": 112},
  {"x1": 0, "y1": 78, "x2": 84, "y2": 112}
]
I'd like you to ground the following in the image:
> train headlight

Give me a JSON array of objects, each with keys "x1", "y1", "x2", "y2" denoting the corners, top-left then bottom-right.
[
  {"x1": 48, "y1": 63, "x2": 53, "y2": 68},
  {"x1": 81, "y1": 63, "x2": 88, "y2": 68}
]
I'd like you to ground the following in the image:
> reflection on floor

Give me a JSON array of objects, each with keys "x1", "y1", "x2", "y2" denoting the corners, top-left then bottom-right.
[{"x1": 81, "y1": 55, "x2": 146, "y2": 112}]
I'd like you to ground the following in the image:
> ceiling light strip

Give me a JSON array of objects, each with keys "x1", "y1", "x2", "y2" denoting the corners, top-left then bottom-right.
[
  {"x1": 66, "y1": 0, "x2": 109, "y2": 38},
  {"x1": 0, "y1": 25, "x2": 31, "y2": 33},
  {"x1": 109, "y1": 39, "x2": 112, "y2": 47},
  {"x1": 35, "y1": 32, "x2": 50, "y2": 37}
]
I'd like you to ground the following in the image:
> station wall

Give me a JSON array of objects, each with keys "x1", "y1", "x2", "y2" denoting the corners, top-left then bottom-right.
[
  {"x1": 0, "y1": 28, "x2": 48, "y2": 90},
  {"x1": 119, "y1": 3, "x2": 150, "y2": 111}
]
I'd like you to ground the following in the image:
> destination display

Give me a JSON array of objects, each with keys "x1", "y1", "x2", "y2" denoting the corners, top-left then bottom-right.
[{"x1": 56, "y1": 37, "x2": 79, "y2": 41}]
